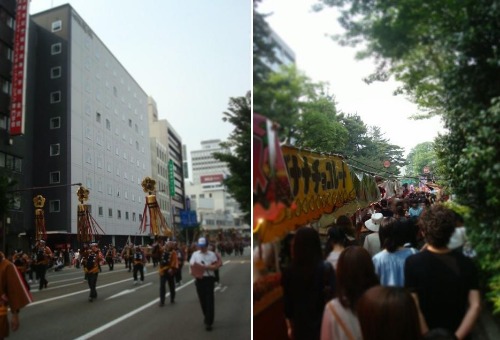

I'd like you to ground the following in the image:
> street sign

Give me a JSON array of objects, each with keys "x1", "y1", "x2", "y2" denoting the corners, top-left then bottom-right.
[
  {"x1": 180, "y1": 210, "x2": 197, "y2": 227},
  {"x1": 168, "y1": 160, "x2": 175, "y2": 197}
]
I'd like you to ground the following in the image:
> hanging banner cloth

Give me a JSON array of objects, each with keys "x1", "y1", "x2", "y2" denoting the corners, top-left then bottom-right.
[
  {"x1": 76, "y1": 186, "x2": 105, "y2": 242},
  {"x1": 33, "y1": 195, "x2": 47, "y2": 241},
  {"x1": 253, "y1": 114, "x2": 295, "y2": 241},
  {"x1": 138, "y1": 177, "x2": 172, "y2": 237}
]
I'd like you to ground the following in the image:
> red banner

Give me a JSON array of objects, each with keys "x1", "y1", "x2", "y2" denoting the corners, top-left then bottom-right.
[{"x1": 9, "y1": 0, "x2": 30, "y2": 136}]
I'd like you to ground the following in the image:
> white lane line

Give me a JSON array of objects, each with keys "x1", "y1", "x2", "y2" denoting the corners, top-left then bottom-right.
[
  {"x1": 105, "y1": 282, "x2": 153, "y2": 300},
  {"x1": 73, "y1": 280, "x2": 195, "y2": 340}
]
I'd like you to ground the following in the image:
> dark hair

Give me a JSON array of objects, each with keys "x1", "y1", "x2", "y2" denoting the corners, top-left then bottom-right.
[
  {"x1": 378, "y1": 217, "x2": 405, "y2": 252},
  {"x1": 357, "y1": 286, "x2": 422, "y2": 340},
  {"x1": 336, "y1": 246, "x2": 379, "y2": 310},
  {"x1": 292, "y1": 227, "x2": 323, "y2": 279},
  {"x1": 418, "y1": 205, "x2": 456, "y2": 248}
]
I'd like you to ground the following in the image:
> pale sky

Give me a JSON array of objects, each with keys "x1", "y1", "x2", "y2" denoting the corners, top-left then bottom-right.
[
  {"x1": 258, "y1": 0, "x2": 446, "y2": 156},
  {"x1": 30, "y1": 0, "x2": 251, "y2": 161}
]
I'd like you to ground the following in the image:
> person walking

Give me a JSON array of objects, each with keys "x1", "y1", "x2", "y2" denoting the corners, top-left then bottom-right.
[
  {"x1": 158, "y1": 240, "x2": 178, "y2": 306},
  {"x1": 405, "y1": 204, "x2": 480, "y2": 339},
  {"x1": 132, "y1": 245, "x2": 146, "y2": 285},
  {"x1": 33, "y1": 240, "x2": 52, "y2": 290},
  {"x1": 81, "y1": 243, "x2": 103, "y2": 302},
  {"x1": 121, "y1": 243, "x2": 134, "y2": 272},
  {"x1": 0, "y1": 251, "x2": 32, "y2": 339},
  {"x1": 105, "y1": 244, "x2": 116, "y2": 271},
  {"x1": 282, "y1": 227, "x2": 336, "y2": 340},
  {"x1": 189, "y1": 237, "x2": 221, "y2": 331},
  {"x1": 321, "y1": 246, "x2": 379, "y2": 340}
]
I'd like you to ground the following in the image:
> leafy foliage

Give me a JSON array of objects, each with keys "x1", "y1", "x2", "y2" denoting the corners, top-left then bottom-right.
[{"x1": 213, "y1": 92, "x2": 251, "y2": 224}]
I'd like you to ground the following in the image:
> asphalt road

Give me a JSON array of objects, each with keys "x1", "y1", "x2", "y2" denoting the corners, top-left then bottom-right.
[{"x1": 10, "y1": 248, "x2": 251, "y2": 340}]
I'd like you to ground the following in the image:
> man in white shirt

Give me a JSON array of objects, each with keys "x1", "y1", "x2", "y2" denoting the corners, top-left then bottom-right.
[{"x1": 189, "y1": 237, "x2": 221, "y2": 331}]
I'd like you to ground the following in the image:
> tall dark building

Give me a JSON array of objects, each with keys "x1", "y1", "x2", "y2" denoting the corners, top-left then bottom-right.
[{"x1": 0, "y1": 0, "x2": 35, "y2": 253}]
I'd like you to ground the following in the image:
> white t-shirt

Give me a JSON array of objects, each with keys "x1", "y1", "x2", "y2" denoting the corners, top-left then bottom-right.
[
  {"x1": 321, "y1": 298, "x2": 362, "y2": 340},
  {"x1": 448, "y1": 226, "x2": 467, "y2": 249},
  {"x1": 189, "y1": 250, "x2": 218, "y2": 277}
]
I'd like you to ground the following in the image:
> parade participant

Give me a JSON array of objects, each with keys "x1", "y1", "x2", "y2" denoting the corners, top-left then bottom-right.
[
  {"x1": 158, "y1": 240, "x2": 179, "y2": 306},
  {"x1": 132, "y1": 245, "x2": 146, "y2": 285},
  {"x1": 34, "y1": 240, "x2": 52, "y2": 290},
  {"x1": 0, "y1": 251, "x2": 32, "y2": 339},
  {"x1": 81, "y1": 242, "x2": 103, "y2": 302},
  {"x1": 12, "y1": 251, "x2": 29, "y2": 290},
  {"x1": 189, "y1": 237, "x2": 222, "y2": 331},
  {"x1": 173, "y1": 240, "x2": 185, "y2": 286},
  {"x1": 105, "y1": 244, "x2": 116, "y2": 271},
  {"x1": 121, "y1": 243, "x2": 134, "y2": 272}
]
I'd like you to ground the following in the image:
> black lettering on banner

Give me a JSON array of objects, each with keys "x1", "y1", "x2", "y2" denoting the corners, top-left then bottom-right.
[
  {"x1": 311, "y1": 160, "x2": 321, "y2": 194},
  {"x1": 286, "y1": 155, "x2": 301, "y2": 197},
  {"x1": 325, "y1": 161, "x2": 333, "y2": 190},
  {"x1": 302, "y1": 157, "x2": 311, "y2": 195}
]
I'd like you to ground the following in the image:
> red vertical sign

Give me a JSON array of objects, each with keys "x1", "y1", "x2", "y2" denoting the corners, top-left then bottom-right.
[{"x1": 9, "y1": 0, "x2": 30, "y2": 136}]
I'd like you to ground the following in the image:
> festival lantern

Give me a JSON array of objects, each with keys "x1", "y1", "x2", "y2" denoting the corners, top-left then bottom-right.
[
  {"x1": 33, "y1": 195, "x2": 47, "y2": 241},
  {"x1": 138, "y1": 176, "x2": 172, "y2": 237},
  {"x1": 76, "y1": 185, "x2": 104, "y2": 242}
]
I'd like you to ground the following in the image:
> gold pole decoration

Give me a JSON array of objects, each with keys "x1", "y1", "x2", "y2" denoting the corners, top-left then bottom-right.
[
  {"x1": 33, "y1": 195, "x2": 47, "y2": 241},
  {"x1": 76, "y1": 186, "x2": 105, "y2": 242},
  {"x1": 139, "y1": 177, "x2": 172, "y2": 237}
]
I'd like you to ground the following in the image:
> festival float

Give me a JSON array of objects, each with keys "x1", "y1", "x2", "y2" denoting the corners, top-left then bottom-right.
[{"x1": 253, "y1": 114, "x2": 386, "y2": 338}]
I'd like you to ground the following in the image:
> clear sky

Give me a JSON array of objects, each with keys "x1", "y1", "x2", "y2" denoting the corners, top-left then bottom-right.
[
  {"x1": 30, "y1": 0, "x2": 251, "y2": 160},
  {"x1": 257, "y1": 0, "x2": 446, "y2": 156}
]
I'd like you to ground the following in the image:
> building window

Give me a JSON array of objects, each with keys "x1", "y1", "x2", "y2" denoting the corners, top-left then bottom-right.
[
  {"x1": 50, "y1": 91, "x2": 61, "y2": 103},
  {"x1": 132, "y1": 212, "x2": 136, "y2": 221},
  {"x1": 108, "y1": 208, "x2": 113, "y2": 217},
  {"x1": 106, "y1": 119, "x2": 111, "y2": 130},
  {"x1": 1, "y1": 78, "x2": 11, "y2": 95},
  {"x1": 98, "y1": 206, "x2": 103, "y2": 217},
  {"x1": 50, "y1": 66, "x2": 61, "y2": 79},
  {"x1": 51, "y1": 43, "x2": 62, "y2": 55},
  {"x1": 49, "y1": 171, "x2": 60, "y2": 184},
  {"x1": 49, "y1": 200, "x2": 61, "y2": 212},
  {"x1": 50, "y1": 144, "x2": 60, "y2": 156},
  {"x1": 51, "y1": 20, "x2": 62, "y2": 32},
  {"x1": 50, "y1": 117, "x2": 61, "y2": 129},
  {"x1": 0, "y1": 116, "x2": 7, "y2": 130},
  {"x1": 117, "y1": 210, "x2": 121, "y2": 219},
  {"x1": 96, "y1": 112, "x2": 101, "y2": 123},
  {"x1": 125, "y1": 211, "x2": 129, "y2": 220}
]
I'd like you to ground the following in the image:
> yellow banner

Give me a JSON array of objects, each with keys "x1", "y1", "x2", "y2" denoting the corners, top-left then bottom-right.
[{"x1": 256, "y1": 145, "x2": 357, "y2": 243}]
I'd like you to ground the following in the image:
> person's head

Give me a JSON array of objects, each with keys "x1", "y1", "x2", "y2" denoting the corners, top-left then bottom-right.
[
  {"x1": 336, "y1": 246, "x2": 379, "y2": 310},
  {"x1": 197, "y1": 237, "x2": 208, "y2": 252},
  {"x1": 451, "y1": 210, "x2": 464, "y2": 227},
  {"x1": 357, "y1": 286, "x2": 422, "y2": 340},
  {"x1": 90, "y1": 243, "x2": 98, "y2": 251},
  {"x1": 292, "y1": 227, "x2": 322, "y2": 269},
  {"x1": 418, "y1": 204, "x2": 456, "y2": 248},
  {"x1": 378, "y1": 217, "x2": 405, "y2": 252}
]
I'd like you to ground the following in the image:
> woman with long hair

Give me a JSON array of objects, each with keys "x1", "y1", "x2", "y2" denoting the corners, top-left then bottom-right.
[
  {"x1": 282, "y1": 227, "x2": 335, "y2": 340},
  {"x1": 357, "y1": 286, "x2": 422, "y2": 340},
  {"x1": 321, "y1": 246, "x2": 379, "y2": 340}
]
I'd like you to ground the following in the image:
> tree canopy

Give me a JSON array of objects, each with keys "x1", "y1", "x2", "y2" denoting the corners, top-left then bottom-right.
[
  {"x1": 316, "y1": 0, "x2": 500, "y2": 312},
  {"x1": 213, "y1": 92, "x2": 251, "y2": 224}
]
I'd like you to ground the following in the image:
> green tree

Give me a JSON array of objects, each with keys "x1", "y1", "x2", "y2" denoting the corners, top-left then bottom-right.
[
  {"x1": 253, "y1": 0, "x2": 278, "y2": 85},
  {"x1": 213, "y1": 92, "x2": 251, "y2": 224},
  {"x1": 317, "y1": 0, "x2": 500, "y2": 311},
  {"x1": 406, "y1": 142, "x2": 437, "y2": 177}
]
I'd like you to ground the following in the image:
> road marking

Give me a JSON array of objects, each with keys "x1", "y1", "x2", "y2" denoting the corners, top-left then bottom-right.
[
  {"x1": 105, "y1": 282, "x2": 152, "y2": 300},
  {"x1": 73, "y1": 280, "x2": 194, "y2": 340}
]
